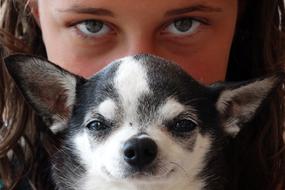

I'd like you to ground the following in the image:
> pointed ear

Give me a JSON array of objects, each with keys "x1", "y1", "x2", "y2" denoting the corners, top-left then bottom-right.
[
  {"x1": 215, "y1": 74, "x2": 284, "y2": 137},
  {"x1": 4, "y1": 54, "x2": 86, "y2": 127}
]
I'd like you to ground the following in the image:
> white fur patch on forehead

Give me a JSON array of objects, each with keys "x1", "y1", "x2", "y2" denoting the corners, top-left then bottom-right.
[
  {"x1": 114, "y1": 57, "x2": 150, "y2": 118},
  {"x1": 158, "y1": 98, "x2": 198, "y2": 121},
  {"x1": 158, "y1": 98, "x2": 186, "y2": 120},
  {"x1": 97, "y1": 98, "x2": 117, "y2": 120}
]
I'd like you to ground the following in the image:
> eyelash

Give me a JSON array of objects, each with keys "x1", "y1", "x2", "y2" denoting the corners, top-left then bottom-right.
[
  {"x1": 71, "y1": 16, "x2": 210, "y2": 40},
  {"x1": 71, "y1": 19, "x2": 116, "y2": 39},
  {"x1": 162, "y1": 17, "x2": 208, "y2": 37}
]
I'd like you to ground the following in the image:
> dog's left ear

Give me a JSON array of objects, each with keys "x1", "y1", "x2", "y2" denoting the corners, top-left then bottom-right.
[
  {"x1": 214, "y1": 74, "x2": 284, "y2": 137},
  {"x1": 4, "y1": 54, "x2": 86, "y2": 129}
]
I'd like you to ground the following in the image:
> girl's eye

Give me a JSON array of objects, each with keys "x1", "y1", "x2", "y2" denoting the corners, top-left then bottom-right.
[
  {"x1": 165, "y1": 18, "x2": 201, "y2": 36},
  {"x1": 75, "y1": 20, "x2": 111, "y2": 37}
]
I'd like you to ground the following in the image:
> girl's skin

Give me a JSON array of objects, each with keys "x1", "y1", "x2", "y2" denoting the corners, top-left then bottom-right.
[{"x1": 30, "y1": 0, "x2": 237, "y2": 84}]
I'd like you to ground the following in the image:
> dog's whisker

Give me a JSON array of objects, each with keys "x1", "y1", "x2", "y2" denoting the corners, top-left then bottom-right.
[
  {"x1": 52, "y1": 162, "x2": 84, "y2": 190},
  {"x1": 168, "y1": 161, "x2": 190, "y2": 178}
]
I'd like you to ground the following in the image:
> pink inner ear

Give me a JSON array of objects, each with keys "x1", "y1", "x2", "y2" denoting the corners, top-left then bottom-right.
[
  {"x1": 51, "y1": 91, "x2": 72, "y2": 120},
  {"x1": 31, "y1": 83, "x2": 72, "y2": 120}
]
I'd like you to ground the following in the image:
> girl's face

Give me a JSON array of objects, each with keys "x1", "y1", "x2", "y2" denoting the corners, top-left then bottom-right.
[{"x1": 32, "y1": 0, "x2": 238, "y2": 84}]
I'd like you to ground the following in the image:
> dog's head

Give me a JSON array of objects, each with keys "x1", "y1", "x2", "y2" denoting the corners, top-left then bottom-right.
[{"x1": 4, "y1": 54, "x2": 283, "y2": 190}]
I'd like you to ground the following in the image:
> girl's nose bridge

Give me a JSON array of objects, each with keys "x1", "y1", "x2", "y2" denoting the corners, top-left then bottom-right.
[{"x1": 126, "y1": 33, "x2": 157, "y2": 55}]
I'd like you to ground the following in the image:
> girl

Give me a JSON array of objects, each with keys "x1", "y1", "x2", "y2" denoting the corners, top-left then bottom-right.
[{"x1": 0, "y1": 0, "x2": 284, "y2": 189}]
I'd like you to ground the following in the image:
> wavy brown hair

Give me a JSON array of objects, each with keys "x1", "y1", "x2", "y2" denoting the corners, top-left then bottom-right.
[{"x1": 0, "y1": 0, "x2": 285, "y2": 190}]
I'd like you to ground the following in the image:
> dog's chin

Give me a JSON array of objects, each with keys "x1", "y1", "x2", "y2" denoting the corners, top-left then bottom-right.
[
  {"x1": 102, "y1": 166, "x2": 176, "y2": 183},
  {"x1": 127, "y1": 168, "x2": 176, "y2": 181}
]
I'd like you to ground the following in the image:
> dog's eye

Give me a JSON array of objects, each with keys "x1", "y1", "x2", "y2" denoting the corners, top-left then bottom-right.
[
  {"x1": 86, "y1": 121, "x2": 108, "y2": 131},
  {"x1": 171, "y1": 119, "x2": 197, "y2": 133}
]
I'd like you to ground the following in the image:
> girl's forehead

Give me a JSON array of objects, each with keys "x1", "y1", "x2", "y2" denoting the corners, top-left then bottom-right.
[
  {"x1": 39, "y1": 0, "x2": 238, "y2": 29},
  {"x1": 44, "y1": 0, "x2": 236, "y2": 13}
]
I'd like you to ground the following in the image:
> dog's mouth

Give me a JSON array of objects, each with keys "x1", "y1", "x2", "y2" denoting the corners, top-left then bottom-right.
[
  {"x1": 128, "y1": 168, "x2": 176, "y2": 179},
  {"x1": 102, "y1": 166, "x2": 176, "y2": 181}
]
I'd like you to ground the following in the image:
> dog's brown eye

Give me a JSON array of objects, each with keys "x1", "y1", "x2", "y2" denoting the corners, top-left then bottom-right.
[
  {"x1": 86, "y1": 120, "x2": 108, "y2": 131},
  {"x1": 171, "y1": 119, "x2": 197, "y2": 133}
]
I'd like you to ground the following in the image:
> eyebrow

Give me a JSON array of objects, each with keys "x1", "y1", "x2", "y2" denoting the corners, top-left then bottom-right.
[
  {"x1": 165, "y1": 4, "x2": 223, "y2": 16},
  {"x1": 58, "y1": 4, "x2": 222, "y2": 17},
  {"x1": 57, "y1": 5, "x2": 115, "y2": 17}
]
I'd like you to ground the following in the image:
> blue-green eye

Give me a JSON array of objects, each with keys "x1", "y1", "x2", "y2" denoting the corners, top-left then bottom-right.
[
  {"x1": 171, "y1": 119, "x2": 197, "y2": 133},
  {"x1": 86, "y1": 120, "x2": 108, "y2": 131},
  {"x1": 165, "y1": 18, "x2": 201, "y2": 36},
  {"x1": 76, "y1": 20, "x2": 111, "y2": 37}
]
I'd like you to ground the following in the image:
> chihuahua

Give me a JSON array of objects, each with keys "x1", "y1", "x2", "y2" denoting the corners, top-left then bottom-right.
[{"x1": 4, "y1": 54, "x2": 283, "y2": 190}]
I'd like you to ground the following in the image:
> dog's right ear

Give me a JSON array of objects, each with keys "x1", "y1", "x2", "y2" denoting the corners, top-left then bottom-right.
[{"x1": 4, "y1": 54, "x2": 86, "y2": 128}]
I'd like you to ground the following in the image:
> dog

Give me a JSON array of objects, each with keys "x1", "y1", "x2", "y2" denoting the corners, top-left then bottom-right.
[{"x1": 4, "y1": 54, "x2": 283, "y2": 190}]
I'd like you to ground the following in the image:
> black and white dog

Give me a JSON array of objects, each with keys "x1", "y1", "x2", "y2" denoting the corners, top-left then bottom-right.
[{"x1": 4, "y1": 54, "x2": 283, "y2": 190}]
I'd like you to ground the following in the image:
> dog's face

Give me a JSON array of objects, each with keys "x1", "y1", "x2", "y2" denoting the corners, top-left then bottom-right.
[
  {"x1": 5, "y1": 54, "x2": 282, "y2": 190},
  {"x1": 67, "y1": 56, "x2": 216, "y2": 190}
]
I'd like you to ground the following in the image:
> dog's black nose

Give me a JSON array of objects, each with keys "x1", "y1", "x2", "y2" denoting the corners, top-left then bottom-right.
[{"x1": 123, "y1": 138, "x2": 158, "y2": 169}]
